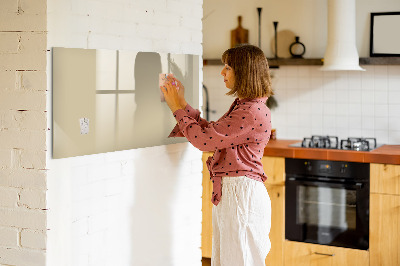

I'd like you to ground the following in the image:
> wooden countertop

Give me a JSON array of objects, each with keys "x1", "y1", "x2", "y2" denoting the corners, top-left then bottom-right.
[{"x1": 263, "y1": 139, "x2": 400, "y2": 165}]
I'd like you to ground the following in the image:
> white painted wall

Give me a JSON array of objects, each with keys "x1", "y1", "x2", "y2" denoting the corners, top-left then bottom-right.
[
  {"x1": 203, "y1": 0, "x2": 400, "y2": 58},
  {"x1": 46, "y1": 0, "x2": 203, "y2": 266},
  {"x1": 203, "y1": 0, "x2": 400, "y2": 145}
]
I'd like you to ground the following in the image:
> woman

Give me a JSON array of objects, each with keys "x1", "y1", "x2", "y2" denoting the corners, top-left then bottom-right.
[{"x1": 161, "y1": 44, "x2": 273, "y2": 266}]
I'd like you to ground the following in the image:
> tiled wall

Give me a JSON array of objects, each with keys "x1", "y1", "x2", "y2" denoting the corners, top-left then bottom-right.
[
  {"x1": 203, "y1": 65, "x2": 400, "y2": 145},
  {"x1": 45, "y1": 0, "x2": 203, "y2": 266}
]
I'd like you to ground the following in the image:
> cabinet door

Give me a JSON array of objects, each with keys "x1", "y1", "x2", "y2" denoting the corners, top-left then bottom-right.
[
  {"x1": 264, "y1": 184, "x2": 284, "y2": 266},
  {"x1": 261, "y1": 156, "x2": 285, "y2": 185},
  {"x1": 284, "y1": 241, "x2": 369, "y2": 266},
  {"x1": 370, "y1": 163, "x2": 400, "y2": 195},
  {"x1": 202, "y1": 152, "x2": 213, "y2": 258},
  {"x1": 370, "y1": 193, "x2": 400, "y2": 266}
]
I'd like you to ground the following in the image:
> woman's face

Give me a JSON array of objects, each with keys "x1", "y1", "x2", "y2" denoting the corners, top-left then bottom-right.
[{"x1": 220, "y1": 64, "x2": 235, "y2": 89}]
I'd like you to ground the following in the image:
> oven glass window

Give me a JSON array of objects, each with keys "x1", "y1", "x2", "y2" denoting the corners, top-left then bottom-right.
[{"x1": 297, "y1": 186, "x2": 356, "y2": 230}]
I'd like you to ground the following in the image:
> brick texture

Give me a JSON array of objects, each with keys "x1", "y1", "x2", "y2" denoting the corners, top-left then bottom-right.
[
  {"x1": 0, "y1": 247, "x2": 46, "y2": 266},
  {"x1": 0, "y1": 227, "x2": 19, "y2": 247},
  {"x1": 0, "y1": 208, "x2": 47, "y2": 230},
  {"x1": 0, "y1": 187, "x2": 19, "y2": 208},
  {"x1": 21, "y1": 229, "x2": 47, "y2": 250},
  {"x1": 0, "y1": 0, "x2": 47, "y2": 265}
]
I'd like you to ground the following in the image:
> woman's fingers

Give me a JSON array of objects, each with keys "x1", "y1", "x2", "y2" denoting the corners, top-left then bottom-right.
[
  {"x1": 160, "y1": 85, "x2": 167, "y2": 95},
  {"x1": 161, "y1": 76, "x2": 185, "y2": 113},
  {"x1": 165, "y1": 79, "x2": 178, "y2": 96}
]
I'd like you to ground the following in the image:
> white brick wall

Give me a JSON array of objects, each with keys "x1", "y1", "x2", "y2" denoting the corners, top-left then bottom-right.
[
  {"x1": 46, "y1": 1, "x2": 203, "y2": 266},
  {"x1": 21, "y1": 229, "x2": 47, "y2": 250},
  {"x1": 0, "y1": 0, "x2": 48, "y2": 265},
  {"x1": 0, "y1": 227, "x2": 19, "y2": 247},
  {"x1": 2, "y1": 0, "x2": 203, "y2": 265}
]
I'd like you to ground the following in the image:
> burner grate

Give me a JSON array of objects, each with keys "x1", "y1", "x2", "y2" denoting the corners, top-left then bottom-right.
[
  {"x1": 340, "y1": 137, "x2": 377, "y2": 151},
  {"x1": 301, "y1": 135, "x2": 339, "y2": 149},
  {"x1": 297, "y1": 136, "x2": 378, "y2": 151}
]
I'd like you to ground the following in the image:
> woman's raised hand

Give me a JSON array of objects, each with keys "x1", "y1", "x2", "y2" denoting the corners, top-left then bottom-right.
[
  {"x1": 174, "y1": 78, "x2": 187, "y2": 108},
  {"x1": 161, "y1": 76, "x2": 184, "y2": 113}
]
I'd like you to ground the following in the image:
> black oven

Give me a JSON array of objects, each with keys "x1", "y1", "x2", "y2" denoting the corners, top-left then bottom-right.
[{"x1": 285, "y1": 158, "x2": 369, "y2": 250}]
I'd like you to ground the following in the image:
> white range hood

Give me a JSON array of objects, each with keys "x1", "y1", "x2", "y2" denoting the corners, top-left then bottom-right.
[{"x1": 320, "y1": 0, "x2": 365, "y2": 71}]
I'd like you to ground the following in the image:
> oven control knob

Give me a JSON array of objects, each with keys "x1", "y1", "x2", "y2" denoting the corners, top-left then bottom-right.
[
  {"x1": 304, "y1": 161, "x2": 312, "y2": 171},
  {"x1": 340, "y1": 164, "x2": 347, "y2": 174}
]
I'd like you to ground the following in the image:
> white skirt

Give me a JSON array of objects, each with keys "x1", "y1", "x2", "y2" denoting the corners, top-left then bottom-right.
[{"x1": 212, "y1": 176, "x2": 271, "y2": 266}]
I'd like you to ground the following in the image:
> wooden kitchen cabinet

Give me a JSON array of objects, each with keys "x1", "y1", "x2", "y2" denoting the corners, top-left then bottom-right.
[
  {"x1": 370, "y1": 193, "x2": 400, "y2": 266},
  {"x1": 370, "y1": 163, "x2": 400, "y2": 266},
  {"x1": 370, "y1": 163, "x2": 400, "y2": 195},
  {"x1": 284, "y1": 241, "x2": 369, "y2": 266},
  {"x1": 261, "y1": 156, "x2": 285, "y2": 186},
  {"x1": 202, "y1": 152, "x2": 213, "y2": 258},
  {"x1": 201, "y1": 154, "x2": 286, "y2": 266},
  {"x1": 262, "y1": 156, "x2": 285, "y2": 266},
  {"x1": 264, "y1": 184, "x2": 285, "y2": 266}
]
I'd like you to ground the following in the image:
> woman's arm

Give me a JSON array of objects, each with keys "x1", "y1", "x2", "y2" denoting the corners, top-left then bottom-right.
[
  {"x1": 171, "y1": 106, "x2": 257, "y2": 152},
  {"x1": 162, "y1": 77, "x2": 211, "y2": 137}
]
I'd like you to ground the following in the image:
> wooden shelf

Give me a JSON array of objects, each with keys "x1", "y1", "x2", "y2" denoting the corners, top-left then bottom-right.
[
  {"x1": 268, "y1": 58, "x2": 323, "y2": 67},
  {"x1": 203, "y1": 58, "x2": 323, "y2": 67},
  {"x1": 203, "y1": 57, "x2": 400, "y2": 67},
  {"x1": 359, "y1": 57, "x2": 400, "y2": 65}
]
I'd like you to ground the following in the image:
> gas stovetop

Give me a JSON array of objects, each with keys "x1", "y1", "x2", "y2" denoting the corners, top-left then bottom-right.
[{"x1": 289, "y1": 135, "x2": 382, "y2": 151}]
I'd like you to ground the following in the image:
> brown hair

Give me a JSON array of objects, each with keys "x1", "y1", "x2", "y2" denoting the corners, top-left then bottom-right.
[{"x1": 221, "y1": 44, "x2": 273, "y2": 99}]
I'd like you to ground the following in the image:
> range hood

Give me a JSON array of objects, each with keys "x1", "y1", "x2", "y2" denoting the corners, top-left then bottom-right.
[{"x1": 320, "y1": 0, "x2": 365, "y2": 71}]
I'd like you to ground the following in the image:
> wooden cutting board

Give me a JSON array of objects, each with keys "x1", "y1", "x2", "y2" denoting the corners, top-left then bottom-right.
[{"x1": 231, "y1": 16, "x2": 249, "y2": 48}]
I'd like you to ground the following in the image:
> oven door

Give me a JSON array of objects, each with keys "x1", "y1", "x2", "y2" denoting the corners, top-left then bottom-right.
[{"x1": 285, "y1": 177, "x2": 369, "y2": 250}]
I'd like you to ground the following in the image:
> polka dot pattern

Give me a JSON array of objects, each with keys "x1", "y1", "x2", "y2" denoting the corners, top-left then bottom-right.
[{"x1": 169, "y1": 97, "x2": 272, "y2": 206}]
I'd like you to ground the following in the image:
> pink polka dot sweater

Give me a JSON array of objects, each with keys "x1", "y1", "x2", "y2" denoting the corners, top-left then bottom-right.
[{"x1": 169, "y1": 97, "x2": 272, "y2": 206}]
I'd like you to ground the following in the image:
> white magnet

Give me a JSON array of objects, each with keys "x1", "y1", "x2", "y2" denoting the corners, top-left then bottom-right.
[{"x1": 79, "y1": 117, "x2": 89, "y2": 135}]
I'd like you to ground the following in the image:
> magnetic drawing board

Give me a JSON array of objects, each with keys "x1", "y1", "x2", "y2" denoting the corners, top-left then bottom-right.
[{"x1": 52, "y1": 47, "x2": 200, "y2": 158}]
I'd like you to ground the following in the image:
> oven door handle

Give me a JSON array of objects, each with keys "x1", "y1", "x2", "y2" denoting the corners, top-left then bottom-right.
[{"x1": 286, "y1": 177, "x2": 364, "y2": 189}]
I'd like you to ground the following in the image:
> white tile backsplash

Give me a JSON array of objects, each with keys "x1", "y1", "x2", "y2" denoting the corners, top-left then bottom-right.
[
  {"x1": 388, "y1": 75, "x2": 400, "y2": 91},
  {"x1": 286, "y1": 77, "x2": 299, "y2": 89},
  {"x1": 388, "y1": 91, "x2": 400, "y2": 104},
  {"x1": 388, "y1": 65, "x2": 400, "y2": 76},
  {"x1": 374, "y1": 65, "x2": 388, "y2": 77},
  {"x1": 203, "y1": 64, "x2": 400, "y2": 144},
  {"x1": 389, "y1": 104, "x2": 400, "y2": 117},
  {"x1": 389, "y1": 131, "x2": 400, "y2": 143},
  {"x1": 375, "y1": 104, "x2": 389, "y2": 117},
  {"x1": 362, "y1": 116, "x2": 375, "y2": 130},
  {"x1": 389, "y1": 117, "x2": 400, "y2": 131},
  {"x1": 374, "y1": 90, "x2": 388, "y2": 104},
  {"x1": 336, "y1": 103, "x2": 349, "y2": 116},
  {"x1": 348, "y1": 72, "x2": 362, "y2": 90},
  {"x1": 375, "y1": 117, "x2": 389, "y2": 130},
  {"x1": 323, "y1": 103, "x2": 336, "y2": 116},
  {"x1": 336, "y1": 90, "x2": 349, "y2": 103},
  {"x1": 375, "y1": 130, "x2": 389, "y2": 144},
  {"x1": 336, "y1": 115, "x2": 348, "y2": 129},
  {"x1": 361, "y1": 104, "x2": 375, "y2": 117},
  {"x1": 362, "y1": 90, "x2": 375, "y2": 104},
  {"x1": 298, "y1": 77, "x2": 311, "y2": 89},
  {"x1": 374, "y1": 77, "x2": 388, "y2": 91}
]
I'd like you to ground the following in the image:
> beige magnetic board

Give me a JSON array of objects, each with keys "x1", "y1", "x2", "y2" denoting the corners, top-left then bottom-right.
[{"x1": 52, "y1": 47, "x2": 200, "y2": 159}]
